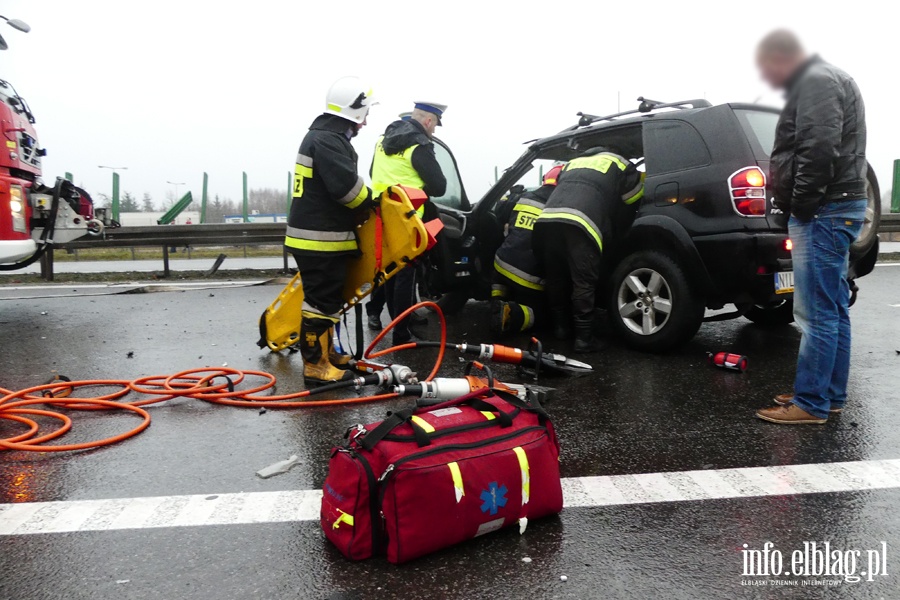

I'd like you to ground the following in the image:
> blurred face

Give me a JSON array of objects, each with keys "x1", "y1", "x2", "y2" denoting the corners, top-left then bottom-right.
[
  {"x1": 351, "y1": 112, "x2": 368, "y2": 137},
  {"x1": 423, "y1": 114, "x2": 438, "y2": 137},
  {"x1": 757, "y1": 52, "x2": 799, "y2": 90}
]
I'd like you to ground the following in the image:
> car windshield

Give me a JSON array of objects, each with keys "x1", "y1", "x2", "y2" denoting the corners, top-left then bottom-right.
[
  {"x1": 734, "y1": 109, "x2": 779, "y2": 159},
  {"x1": 0, "y1": 78, "x2": 35, "y2": 124}
]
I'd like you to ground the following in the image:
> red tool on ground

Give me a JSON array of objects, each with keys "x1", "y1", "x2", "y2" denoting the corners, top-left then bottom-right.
[{"x1": 707, "y1": 352, "x2": 749, "y2": 373}]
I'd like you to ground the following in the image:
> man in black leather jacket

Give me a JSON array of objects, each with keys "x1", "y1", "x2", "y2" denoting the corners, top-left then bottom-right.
[{"x1": 754, "y1": 30, "x2": 869, "y2": 426}]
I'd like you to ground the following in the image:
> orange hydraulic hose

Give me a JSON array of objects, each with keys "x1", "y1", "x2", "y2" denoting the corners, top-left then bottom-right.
[{"x1": 0, "y1": 301, "x2": 447, "y2": 453}]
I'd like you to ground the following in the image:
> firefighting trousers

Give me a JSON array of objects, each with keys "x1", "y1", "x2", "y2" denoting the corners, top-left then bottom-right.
[
  {"x1": 539, "y1": 227, "x2": 603, "y2": 320},
  {"x1": 292, "y1": 252, "x2": 350, "y2": 320}
]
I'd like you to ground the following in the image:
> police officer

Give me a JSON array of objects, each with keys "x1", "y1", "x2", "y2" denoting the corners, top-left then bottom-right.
[
  {"x1": 490, "y1": 165, "x2": 562, "y2": 336},
  {"x1": 285, "y1": 76, "x2": 376, "y2": 383},
  {"x1": 368, "y1": 102, "x2": 448, "y2": 344},
  {"x1": 533, "y1": 148, "x2": 644, "y2": 353},
  {"x1": 366, "y1": 111, "x2": 413, "y2": 332}
]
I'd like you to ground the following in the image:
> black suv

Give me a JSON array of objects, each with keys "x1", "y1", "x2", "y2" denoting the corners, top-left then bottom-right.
[{"x1": 423, "y1": 98, "x2": 882, "y2": 352}]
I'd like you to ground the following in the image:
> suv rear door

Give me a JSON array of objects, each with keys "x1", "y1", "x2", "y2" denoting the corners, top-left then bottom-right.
[
  {"x1": 731, "y1": 106, "x2": 783, "y2": 230},
  {"x1": 640, "y1": 109, "x2": 778, "y2": 234}
]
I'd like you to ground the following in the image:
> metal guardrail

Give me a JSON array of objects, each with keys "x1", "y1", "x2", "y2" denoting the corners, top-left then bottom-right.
[
  {"x1": 64, "y1": 223, "x2": 287, "y2": 248},
  {"x1": 40, "y1": 223, "x2": 290, "y2": 280},
  {"x1": 34, "y1": 216, "x2": 900, "y2": 281},
  {"x1": 879, "y1": 213, "x2": 900, "y2": 233}
]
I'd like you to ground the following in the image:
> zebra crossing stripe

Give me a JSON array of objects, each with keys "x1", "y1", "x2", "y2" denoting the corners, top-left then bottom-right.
[{"x1": 3, "y1": 458, "x2": 900, "y2": 536}]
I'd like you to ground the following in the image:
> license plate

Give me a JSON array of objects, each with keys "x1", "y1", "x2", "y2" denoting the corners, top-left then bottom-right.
[{"x1": 774, "y1": 271, "x2": 794, "y2": 295}]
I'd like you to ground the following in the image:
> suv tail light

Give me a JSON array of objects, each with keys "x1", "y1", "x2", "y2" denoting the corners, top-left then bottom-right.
[{"x1": 729, "y1": 167, "x2": 767, "y2": 217}]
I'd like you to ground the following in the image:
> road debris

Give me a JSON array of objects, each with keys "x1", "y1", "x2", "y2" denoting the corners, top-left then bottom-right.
[{"x1": 256, "y1": 454, "x2": 301, "y2": 479}]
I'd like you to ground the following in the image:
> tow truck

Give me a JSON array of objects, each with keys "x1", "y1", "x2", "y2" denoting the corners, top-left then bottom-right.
[{"x1": 0, "y1": 15, "x2": 100, "y2": 272}]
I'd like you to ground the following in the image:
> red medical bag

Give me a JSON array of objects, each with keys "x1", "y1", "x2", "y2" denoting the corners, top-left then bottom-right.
[{"x1": 321, "y1": 389, "x2": 563, "y2": 563}]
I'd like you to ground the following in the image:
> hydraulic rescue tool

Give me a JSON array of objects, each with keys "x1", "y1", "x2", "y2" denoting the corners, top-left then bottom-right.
[
  {"x1": 257, "y1": 185, "x2": 442, "y2": 352},
  {"x1": 389, "y1": 338, "x2": 592, "y2": 377},
  {"x1": 2, "y1": 302, "x2": 566, "y2": 454}
]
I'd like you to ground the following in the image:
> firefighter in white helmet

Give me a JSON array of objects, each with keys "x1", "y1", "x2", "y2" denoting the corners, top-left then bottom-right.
[{"x1": 284, "y1": 76, "x2": 376, "y2": 383}]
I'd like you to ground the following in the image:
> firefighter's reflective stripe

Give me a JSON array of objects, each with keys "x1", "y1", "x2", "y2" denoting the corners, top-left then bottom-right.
[
  {"x1": 490, "y1": 284, "x2": 507, "y2": 298},
  {"x1": 332, "y1": 509, "x2": 354, "y2": 529},
  {"x1": 301, "y1": 300, "x2": 340, "y2": 323},
  {"x1": 537, "y1": 207, "x2": 604, "y2": 252},
  {"x1": 293, "y1": 154, "x2": 314, "y2": 198},
  {"x1": 564, "y1": 152, "x2": 630, "y2": 175},
  {"x1": 513, "y1": 197, "x2": 544, "y2": 212},
  {"x1": 513, "y1": 446, "x2": 530, "y2": 505},
  {"x1": 520, "y1": 305, "x2": 534, "y2": 331},
  {"x1": 285, "y1": 226, "x2": 358, "y2": 253},
  {"x1": 448, "y1": 462, "x2": 465, "y2": 503},
  {"x1": 622, "y1": 172, "x2": 647, "y2": 204},
  {"x1": 512, "y1": 202, "x2": 542, "y2": 231},
  {"x1": 339, "y1": 176, "x2": 369, "y2": 209},
  {"x1": 410, "y1": 415, "x2": 435, "y2": 433},
  {"x1": 371, "y1": 138, "x2": 425, "y2": 196},
  {"x1": 493, "y1": 256, "x2": 546, "y2": 291}
]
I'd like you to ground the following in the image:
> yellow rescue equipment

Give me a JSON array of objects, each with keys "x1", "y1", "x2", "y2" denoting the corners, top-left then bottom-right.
[{"x1": 259, "y1": 186, "x2": 436, "y2": 353}]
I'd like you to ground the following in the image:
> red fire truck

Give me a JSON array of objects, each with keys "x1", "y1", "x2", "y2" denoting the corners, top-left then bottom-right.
[{"x1": 0, "y1": 16, "x2": 99, "y2": 271}]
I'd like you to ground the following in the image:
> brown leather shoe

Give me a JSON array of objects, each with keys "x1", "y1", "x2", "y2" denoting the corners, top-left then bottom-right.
[
  {"x1": 756, "y1": 403, "x2": 827, "y2": 425},
  {"x1": 773, "y1": 394, "x2": 843, "y2": 413}
]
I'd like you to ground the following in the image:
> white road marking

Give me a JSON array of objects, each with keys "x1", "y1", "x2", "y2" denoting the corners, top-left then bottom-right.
[{"x1": 3, "y1": 458, "x2": 900, "y2": 536}]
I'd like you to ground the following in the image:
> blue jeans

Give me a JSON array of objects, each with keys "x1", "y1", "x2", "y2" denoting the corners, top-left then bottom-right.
[{"x1": 788, "y1": 199, "x2": 867, "y2": 418}]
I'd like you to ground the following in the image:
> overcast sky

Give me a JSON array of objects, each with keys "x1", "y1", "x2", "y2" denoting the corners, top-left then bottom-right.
[{"x1": 1, "y1": 0, "x2": 896, "y2": 210}]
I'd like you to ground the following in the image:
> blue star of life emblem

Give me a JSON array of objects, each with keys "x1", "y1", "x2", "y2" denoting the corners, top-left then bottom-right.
[{"x1": 479, "y1": 481, "x2": 508, "y2": 515}]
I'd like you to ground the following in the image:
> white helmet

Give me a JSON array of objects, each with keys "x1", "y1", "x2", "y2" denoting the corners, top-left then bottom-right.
[{"x1": 325, "y1": 76, "x2": 374, "y2": 124}]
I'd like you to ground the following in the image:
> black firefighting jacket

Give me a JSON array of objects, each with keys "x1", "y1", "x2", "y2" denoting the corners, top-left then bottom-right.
[{"x1": 285, "y1": 114, "x2": 372, "y2": 256}]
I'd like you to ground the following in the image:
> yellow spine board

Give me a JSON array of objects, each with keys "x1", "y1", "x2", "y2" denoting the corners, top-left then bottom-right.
[{"x1": 261, "y1": 186, "x2": 429, "y2": 352}]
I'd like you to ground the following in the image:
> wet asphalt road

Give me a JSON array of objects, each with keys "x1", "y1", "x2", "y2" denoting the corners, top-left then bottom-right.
[{"x1": 1, "y1": 265, "x2": 900, "y2": 599}]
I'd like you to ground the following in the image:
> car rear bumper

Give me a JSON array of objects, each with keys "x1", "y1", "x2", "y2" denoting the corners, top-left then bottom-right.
[
  {"x1": 0, "y1": 239, "x2": 37, "y2": 265},
  {"x1": 692, "y1": 232, "x2": 792, "y2": 304}
]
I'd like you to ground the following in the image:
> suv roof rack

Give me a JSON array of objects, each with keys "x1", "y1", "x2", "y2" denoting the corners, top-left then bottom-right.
[{"x1": 564, "y1": 97, "x2": 713, "y2": 132}]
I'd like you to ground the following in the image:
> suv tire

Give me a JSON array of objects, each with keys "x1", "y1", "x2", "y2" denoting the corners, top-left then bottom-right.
[
  {"x1": 608, "y1": 250, "x2": 704, "y2": 352},
  {"x1": 745, "y1": 300, "x2": 795, "y2": 327},
  {"x1": 850, "y1": 167, "x2": 881, "y2": 259}
]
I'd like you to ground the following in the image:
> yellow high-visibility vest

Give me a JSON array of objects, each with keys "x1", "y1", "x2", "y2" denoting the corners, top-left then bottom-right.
[{"x1": 371, "y1": 136, "x2": 427, "y2": 217}]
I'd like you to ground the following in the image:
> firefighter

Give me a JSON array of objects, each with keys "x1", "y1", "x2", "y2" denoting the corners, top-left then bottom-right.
[
  {"x1": 533, "y1": 148, "x2": 644, "y2": 353},
  {"x1": 285, "y1": 76, "x2": 376, "y2": 383},
  {"x1": 490, "y1": 165, "x2": 563, "y2": 336},
  {"x1": 368, "y1": 102, "x2": 448, "y2": 344}
]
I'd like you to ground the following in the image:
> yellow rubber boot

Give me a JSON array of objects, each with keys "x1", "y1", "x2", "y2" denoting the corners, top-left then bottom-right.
[
  {"x1": 301, "y1": 320, "x2": 354, "y2": 384},
  {"x1": 328, "y1": 326, "x2": 353, "y2": 369}
]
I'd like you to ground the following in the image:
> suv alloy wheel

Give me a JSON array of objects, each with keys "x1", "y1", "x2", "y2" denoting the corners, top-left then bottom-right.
[{"x1": 608, "y1": 250, "x2": 705, "y2": 352}]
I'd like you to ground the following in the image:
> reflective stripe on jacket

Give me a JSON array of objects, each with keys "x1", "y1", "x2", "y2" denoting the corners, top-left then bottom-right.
[
  {"x1": 285, "y1": 114, "x2": 371, "y2": 256},
  {"x1": 493, "y1": 186, "x2": 553, "y2": 290},
  {"x1": 535, "y1": 152, "x2": 644, "y2": 252}
]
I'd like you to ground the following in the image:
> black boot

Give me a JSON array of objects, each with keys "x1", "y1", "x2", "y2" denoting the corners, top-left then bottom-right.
[
  {"x1": 366, "y1": 313, "x2": 382, "y2": 331},
  {"x1": 573, "y1": 316, "x2": 606, "y2": 353},
  {"x1": 550, "y1": 308, "x2": 573, "y2": 340}
]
